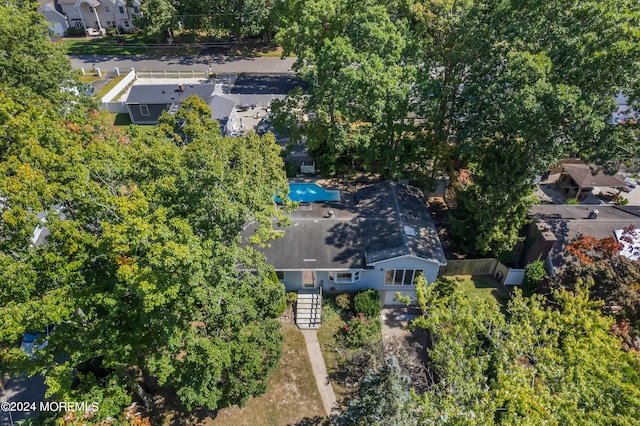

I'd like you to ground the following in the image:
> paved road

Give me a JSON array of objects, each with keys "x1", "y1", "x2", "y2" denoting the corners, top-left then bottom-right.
[
  {"x1": 70, "y1": 55, "x2": 297, "y2": 74},
  {"x1": 0, "y1": 374, "x2": 46, "y2": 425}
]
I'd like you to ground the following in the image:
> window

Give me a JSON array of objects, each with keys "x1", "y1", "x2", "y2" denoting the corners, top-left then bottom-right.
[
  {"x1": 139, "y1": 105, "x2": 149, "y2": 116},
  {"x1": 73, "y1": 20, "x2": 83, "y2": 29},
  {"x1": 384, "y1": 270, "x2": 424, "y2": 286},
  {"x1": 275, "y1": 271, "x2": 285, "y2": 281},
  {"x1": 118, "y1": 6, "x2": 125, "y2": 13},
  {"x1": 124, "y1": 21, "x2": 129, "y2": 27},
  {"x1": 88, "y1": 6, "x2": 93, "y2": 12},
  {"x1": 104, "y1": 6, "x2": 110, "y2": 12},
  {"x1": 133, "y1": 7, "x2": 139, "y2": 13},
  {"x1": 329, "y1": 271, "x2": 360, "y2": 284}
]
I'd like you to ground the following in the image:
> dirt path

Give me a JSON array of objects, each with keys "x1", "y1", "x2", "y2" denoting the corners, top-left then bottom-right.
[{"x1": 301, "y1": 329, "x2": 339, "y2": 417}]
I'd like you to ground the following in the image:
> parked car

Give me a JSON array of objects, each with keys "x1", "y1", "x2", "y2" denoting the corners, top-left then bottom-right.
[{"x1": 625, "y1": 177, "x2": 636, "y2": 188}]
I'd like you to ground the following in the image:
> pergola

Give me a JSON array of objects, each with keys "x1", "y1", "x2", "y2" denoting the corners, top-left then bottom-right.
[{"x1": 560, "y1": 162, "x2": 627, "y2": 199}]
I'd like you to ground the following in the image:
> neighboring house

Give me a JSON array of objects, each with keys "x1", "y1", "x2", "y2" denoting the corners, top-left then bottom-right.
[
  {"x1": 56, "y1": 0, "x2": 142, "y2": 34},
  {"x1": 528, "y1": 205, "x2": 640, "y2": 273},
  {"x1": 125, "y1": 83, "x2": 240, "y2": 134},
  {"x1": 124, "y1": 75, "x2": 307, "y2": 133},
  {"x1": 255, "y1": 181, "x2": 447, "y2": 305},
  {"x1": 38, "y1": 0, "x2": 69, "y2": 35}
]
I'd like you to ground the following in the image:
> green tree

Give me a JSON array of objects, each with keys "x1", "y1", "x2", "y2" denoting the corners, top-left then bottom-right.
[
  {"x1": 0, "y1": 90, "x2": 290, "y2": 420},
  {"x1": 0, "y1": 0, "x2": 75, "y2": 100},
  {"x1": 136, "y1": 0, "x2": 177, "y2": 40},
  {"x1": 410, "y1": 277, "x2": 640, "y2": 424},
  {"x1": 342, "y1": 356, "x2": 421, "y2": 426},
  {"x1": 276, "y1": 0, "x2": 415, "y2": 177}
]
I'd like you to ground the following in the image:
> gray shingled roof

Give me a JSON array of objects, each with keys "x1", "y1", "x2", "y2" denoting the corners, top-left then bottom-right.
[
  {"x1": 529, "y1": 205, "x2": 640, "y2": 270},
  {"x1": 254, "y1": 182, "x2": 446, "y2": 270},
  {"x1": 125, "y1": 84, "x2": 216, "y2": 105},
  {"x1": 210, "y1": 95, "x2": 236, "y2": 120}
]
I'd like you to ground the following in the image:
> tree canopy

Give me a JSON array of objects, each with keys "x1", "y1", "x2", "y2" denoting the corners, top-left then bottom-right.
[
  {"x1": 0, "y1": 85, "x2": 290, "y2": 421},
  {"x1": 274, "y1": 0, "x2": 640, "y2": 256},
  {"x1": 405, "y1": 277, "x2": 640, "y2": 425}
]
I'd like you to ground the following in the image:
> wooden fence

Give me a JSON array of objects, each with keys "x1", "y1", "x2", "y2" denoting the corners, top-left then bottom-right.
[{"x1": 438, "y1": 258, "x2": 498, "y2": 277}]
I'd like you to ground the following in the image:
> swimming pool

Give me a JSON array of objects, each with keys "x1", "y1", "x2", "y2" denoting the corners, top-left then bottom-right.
[{"x1": 278, "y1": 183, "x2": 341, "y2": 203}]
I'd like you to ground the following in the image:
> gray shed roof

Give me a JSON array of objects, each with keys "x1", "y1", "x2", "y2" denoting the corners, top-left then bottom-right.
[
  {"x1": 253, "y1": 182, "x2": 446, "y2": 270},
  {"x1": 126, "y1": 84, "x2": 216, "y2": 105}
]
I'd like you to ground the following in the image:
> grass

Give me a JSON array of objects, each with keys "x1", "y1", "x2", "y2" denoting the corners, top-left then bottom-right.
[
  {"x1": 79, "y1": 75, "x2": 101, "y2": 83},
  {"x1": 153, "y1": 319, "x2": 325, "y2": 425},
  {"x1": 449, "y1": 275, "x2": 511, "y2": 308},
  {"x1": 96, "y1": 74, "x2": 127, "y2": 99},
  {"x1": 317, "y1": 297, "x2": 351, "y2": 403},
  {"x1": 110, "y1": 113, "x2": 132, "y2": 126},
  {"x1": 60, "y1": 34, "x2": 154, "y2": 55}
]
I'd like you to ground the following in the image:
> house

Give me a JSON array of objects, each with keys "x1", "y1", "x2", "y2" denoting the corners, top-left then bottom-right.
[
  {"x1": 124, "y1": 74, "x2": 307, "y2": 133},
  {"x1": 37, "y1": 0, "x2": 69, "y2": 35},
  {"x1": 55, "y1": 0, "x2": 142, "y2": 35},
  {"x1": 528, "y1": 205, "x2": 640, "y2": 273},
  {"x1": 256, "y1": 181, "x2": 447, "y2": 306},
  {"x1": 125, "y1": 83, "x2": 239, "y2": 134}
]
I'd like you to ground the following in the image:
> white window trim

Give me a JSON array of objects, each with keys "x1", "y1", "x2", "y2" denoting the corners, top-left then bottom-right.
[
  {"x1": 384, "y1": 269, "x2": 424, "y2": 286},
  {"x1": 139, "y1": 105, "x2": 149, "y2": 116},
  {"x1": 328, "y1": 271, "x2": 360, "y2": 284}
]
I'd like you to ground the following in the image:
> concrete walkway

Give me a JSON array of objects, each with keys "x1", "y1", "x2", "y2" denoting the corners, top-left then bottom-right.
[{"x1": 301, "y1": 329, "x2": 339, "y2": 417}]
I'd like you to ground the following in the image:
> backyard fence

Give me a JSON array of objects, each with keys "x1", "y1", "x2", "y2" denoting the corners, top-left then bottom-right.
[{"x1": 439, "y1": 258, "x2": 498, "y2": 277}]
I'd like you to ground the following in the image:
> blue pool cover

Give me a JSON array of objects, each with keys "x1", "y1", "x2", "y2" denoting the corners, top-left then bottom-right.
[{"x1": 276, "y1": 183, "x2": 341, "y2": 203}]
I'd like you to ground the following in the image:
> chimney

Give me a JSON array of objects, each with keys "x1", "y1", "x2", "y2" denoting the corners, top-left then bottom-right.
[{"x1": 178, "y1": 84, "x2": 184, "y2": 92}]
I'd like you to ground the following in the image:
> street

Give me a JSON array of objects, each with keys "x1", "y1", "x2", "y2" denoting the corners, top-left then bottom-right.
[{"x1": 69, "y1": 55, "x2": 297, "y2": 74}]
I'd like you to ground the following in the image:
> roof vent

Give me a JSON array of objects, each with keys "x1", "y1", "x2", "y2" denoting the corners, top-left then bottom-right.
[
  {"x1": 327, "y1": 209, "x2": 335, "y2": 218},
  {"x1": 178, "y1": 84, "x2": 184, "y2": 92},
  {"x1": 588, "y1": 209, "x2": 599, "y2": 219}
]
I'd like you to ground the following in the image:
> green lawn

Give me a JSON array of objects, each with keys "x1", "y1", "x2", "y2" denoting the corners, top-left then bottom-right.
[
  {"x1": 60, "y1": 35, "x2": 153, "y2": 55},
  {"x1": 449, "y1": 275, "x2": 511, "y2": 308}
]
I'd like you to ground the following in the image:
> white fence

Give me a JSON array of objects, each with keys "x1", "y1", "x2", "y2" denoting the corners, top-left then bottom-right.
[
  {"x1": 102, "y1": 102, "x2": 128, "y2": 113},
  {"x1": 136, "y1": 70, "x2": 209, "y2": 79},
  {"x1": 101, "y1": 68, "x2": 136, "y2": 103}
]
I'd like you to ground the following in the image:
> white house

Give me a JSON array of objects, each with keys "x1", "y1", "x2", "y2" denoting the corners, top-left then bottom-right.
[
  {"x1": 257, "y1": 181, "x2": 447, "y2": 306},
  {"x1": 55, "y1": 0, "x2": 142, "y2": 34}
]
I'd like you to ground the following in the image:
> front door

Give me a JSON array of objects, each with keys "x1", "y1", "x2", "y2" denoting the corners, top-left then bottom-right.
[{"x1": 302, "y1": 270, "x2": 316, "y2": 288}]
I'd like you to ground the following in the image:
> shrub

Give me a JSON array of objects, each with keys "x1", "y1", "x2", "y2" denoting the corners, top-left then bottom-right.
[
  {"x1": 522, "y1": 260, "x2": 546, "y2": 297},
  {"x1": 286, "y1": 291, "x2": 298, "y2": 306},
  {"x1": 342, "y1": 314, "x2": 382, "y2": 348},
  {"x1": 354, "y1": 290, "x2": 382, "y2": 318},
  {"x1": 335, "y1": 292, "x2": 353, "y2": 311}
]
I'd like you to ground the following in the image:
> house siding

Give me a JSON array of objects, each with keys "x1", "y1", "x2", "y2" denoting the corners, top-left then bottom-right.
[{"x1": 279, "y1": 256, "x2": 441, "y2": 305}]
